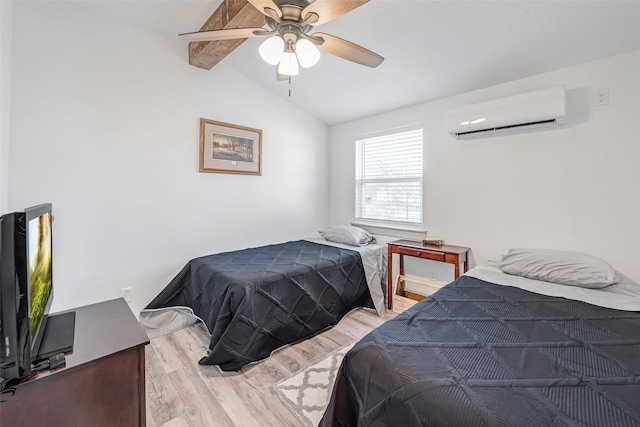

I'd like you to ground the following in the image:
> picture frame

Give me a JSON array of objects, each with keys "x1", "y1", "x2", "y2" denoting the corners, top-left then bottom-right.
[{"x1": 199, "y1": 118, "x2": 262, "y2": 175}]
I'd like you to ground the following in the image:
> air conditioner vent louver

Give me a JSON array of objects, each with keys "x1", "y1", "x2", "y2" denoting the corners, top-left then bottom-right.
[
  {"x1": 448, "y1": 87, "x2": 566, "y2": 140},
  {"x1": 454, "y1": 119, "x2": 559, "y2": 137}
]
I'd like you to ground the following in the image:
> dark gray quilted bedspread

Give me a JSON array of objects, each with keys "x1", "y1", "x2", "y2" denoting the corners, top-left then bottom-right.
[
  {"x1": 321, "y1": 276, "x2": 640, "y2": 426},
  {"x1": 145, "y1": 240, "x2": 373, "y2": 371}
]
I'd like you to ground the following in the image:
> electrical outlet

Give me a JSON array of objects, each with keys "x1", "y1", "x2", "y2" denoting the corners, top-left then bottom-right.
[
  {"x1": 594, "y1": 88, "x2": 609, "y2": 106},
  {"x1": 120, "y1": 287, "x2": 133, "y2": 303},
  {"x1": 430, "y1": 271, "x2": 438, "y2": 281}
]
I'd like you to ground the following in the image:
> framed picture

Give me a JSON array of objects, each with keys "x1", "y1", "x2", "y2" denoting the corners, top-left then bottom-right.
[{"x1": 199, "y1": 118, "x2": 262, "y2": 175}]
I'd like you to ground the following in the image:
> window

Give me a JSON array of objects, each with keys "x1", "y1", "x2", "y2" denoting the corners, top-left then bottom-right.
[{"x1": 355, "y1": 125, "x2": 423, "y2": 229}]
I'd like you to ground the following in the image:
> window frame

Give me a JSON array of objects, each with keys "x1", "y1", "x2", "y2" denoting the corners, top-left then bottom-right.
[{"x1": 354, "y1": 125, "x2": 424, "y2": 231}]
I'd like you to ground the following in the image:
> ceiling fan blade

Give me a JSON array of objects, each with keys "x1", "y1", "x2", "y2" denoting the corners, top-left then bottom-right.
[
  {"x1": 179, "y1": 28, "x2": 268, "y2": 42},
  {"x1": 246, "y1": 0, "x2": 282, "y2": 18},
  {"x1": 314, "y1": 32, "x2": 384, "y2": 68},
  {"x1": 302, "y1": 0, "x2": 369, "y2": 26}
]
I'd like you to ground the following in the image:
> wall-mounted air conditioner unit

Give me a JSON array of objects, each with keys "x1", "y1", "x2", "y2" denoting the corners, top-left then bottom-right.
[{"x1": 447, "y1": 86, "x2": 566, "y2": 140}]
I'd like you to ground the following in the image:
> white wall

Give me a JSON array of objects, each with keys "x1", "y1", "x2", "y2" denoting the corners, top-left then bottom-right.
[
  {"x1": 0, "y1": 0, "x2": 12, "y2": 214},
  {"x1": 329, "y1": 50, "x2": 640, "y2": 285},
  {"x1": 8, "y1": 2, "x2": 329, "y2": 315}
]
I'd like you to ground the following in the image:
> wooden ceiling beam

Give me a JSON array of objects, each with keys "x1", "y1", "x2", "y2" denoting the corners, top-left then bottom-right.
[{"x1": 188, "y1": 0, "x2": 265, "y2": 70}]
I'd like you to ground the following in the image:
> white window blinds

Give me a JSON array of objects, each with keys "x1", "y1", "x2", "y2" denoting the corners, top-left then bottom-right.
[{"x1": 355, "y1": 126, "x2": 423, "y2": 228}]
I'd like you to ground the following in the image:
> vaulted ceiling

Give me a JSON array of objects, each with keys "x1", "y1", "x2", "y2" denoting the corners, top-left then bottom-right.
[{"x1": 79, "y1": 0, "x2": 640, "y2": 125}]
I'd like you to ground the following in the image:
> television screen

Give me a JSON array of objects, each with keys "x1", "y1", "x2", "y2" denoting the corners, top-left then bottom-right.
[
  {"x1": 28, "y1": 210, "x2": 53, "y2": 344},
  {"x1": 22, "y1": 203, "x2": 54, "y2": 361}
]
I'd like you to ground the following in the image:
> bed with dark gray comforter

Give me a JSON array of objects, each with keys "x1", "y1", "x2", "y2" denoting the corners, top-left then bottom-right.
[
  {"x1": 321, "y1": 271, "x2": 640, "y2": 426},
  {"x1": 142, "y1": 239, "x2": 385, "y2": 371}
]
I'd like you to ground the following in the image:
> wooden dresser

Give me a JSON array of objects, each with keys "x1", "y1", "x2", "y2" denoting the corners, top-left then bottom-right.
[{"x1": 1, "y1": 298, "x2": 149, "y2": 426}]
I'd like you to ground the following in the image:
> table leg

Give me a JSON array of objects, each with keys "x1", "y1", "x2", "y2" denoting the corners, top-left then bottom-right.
[{"x1": 387, "y1": 245, "x2": 393, "y2": 310}]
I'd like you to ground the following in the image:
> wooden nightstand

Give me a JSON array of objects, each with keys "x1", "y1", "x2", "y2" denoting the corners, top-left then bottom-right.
[{"x1": 387, "y1": 240, "x2": 470, "y2": 309}]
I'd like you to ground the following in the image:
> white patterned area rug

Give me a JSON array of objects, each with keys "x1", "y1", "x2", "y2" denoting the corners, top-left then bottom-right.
[{"x1": 273, "y1": 342, "x2": 355, "y2": 427}]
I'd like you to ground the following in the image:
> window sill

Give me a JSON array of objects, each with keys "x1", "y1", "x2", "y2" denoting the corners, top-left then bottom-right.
[{"x1": 351, "y1": 220, "x2": 426, "y2": 234}]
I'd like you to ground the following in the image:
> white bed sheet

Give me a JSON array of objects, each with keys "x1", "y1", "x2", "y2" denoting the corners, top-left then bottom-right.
[{"x1": 465, "y1": 262, "x2": 640, "y2": 311}]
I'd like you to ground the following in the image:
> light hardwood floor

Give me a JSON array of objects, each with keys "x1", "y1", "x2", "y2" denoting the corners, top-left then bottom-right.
[{"x1": 145, "y1": 297, "x2": 416, "y2": 427}]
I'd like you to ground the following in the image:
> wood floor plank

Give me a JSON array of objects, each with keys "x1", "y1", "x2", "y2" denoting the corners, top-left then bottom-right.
[{"x1": 145, "y1": 305, "x2": 412, "y2": 426}]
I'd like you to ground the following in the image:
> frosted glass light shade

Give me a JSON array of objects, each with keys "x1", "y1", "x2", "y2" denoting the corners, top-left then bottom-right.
[
  {"x1": 295, "y1": 38, "x2": 320, "y2": 68},
  {"x1": 259, "y1": 36, "x2": 284, "y2": 65},
  {"x1": 278, "y1": 51, "x2": 299, "y2": 76}
]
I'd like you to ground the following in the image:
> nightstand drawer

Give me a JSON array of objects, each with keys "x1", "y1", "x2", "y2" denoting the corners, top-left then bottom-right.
[{"x1": 396, "y1": 246, "x2": 445, "y2": 261}]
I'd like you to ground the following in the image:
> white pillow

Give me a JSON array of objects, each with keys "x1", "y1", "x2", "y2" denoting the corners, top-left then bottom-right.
[
  {"x1": 318, "y1": 225, "x2": 375, "y2": 246},
  {"x1": 499, "y1": 248, "x2": 619, "y2": 288}
]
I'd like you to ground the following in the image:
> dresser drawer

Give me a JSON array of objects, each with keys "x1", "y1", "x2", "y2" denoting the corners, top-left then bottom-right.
[{"x1": 395, "y1": 246, "x2": 446, "y2": 261}]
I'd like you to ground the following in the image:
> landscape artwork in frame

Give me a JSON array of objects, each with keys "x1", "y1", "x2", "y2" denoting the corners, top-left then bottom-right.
[{"x1": 199, "y1": 118, "x2": 262, "y2": 175}]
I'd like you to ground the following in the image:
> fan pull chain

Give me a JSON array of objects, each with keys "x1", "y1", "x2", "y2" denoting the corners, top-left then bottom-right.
[{"x1": 288, "y1": 76, "x2": 292, "y2": 97}]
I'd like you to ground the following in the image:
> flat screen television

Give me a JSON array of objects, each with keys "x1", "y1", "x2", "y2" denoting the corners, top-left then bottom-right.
[{"x1": 0, "y1": 203, "x2": 54, "y2": 382}]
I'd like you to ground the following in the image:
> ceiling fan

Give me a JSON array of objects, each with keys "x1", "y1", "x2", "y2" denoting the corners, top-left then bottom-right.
[{"x1": 179, "y1": 0, "x2": 384, "y2": 79}]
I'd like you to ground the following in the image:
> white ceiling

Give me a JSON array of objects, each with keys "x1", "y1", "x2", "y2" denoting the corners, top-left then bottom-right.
[{"x1": 78, "y1": 0, "x2": 640, "y2": 125}]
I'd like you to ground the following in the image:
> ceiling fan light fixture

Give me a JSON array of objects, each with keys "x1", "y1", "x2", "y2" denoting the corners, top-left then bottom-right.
[
  {"x1": 259, "y1": 35, "x2": 285, "y2": 65},
  {"x1": 278, "y1": 50, "x2": 299, "y2": 76},
  {"x1": 295, "y1": 38, "x2": 320, "y2": 68},
  {"x1": 180, "y1": 1, "x2": 384, "y2": 80}
]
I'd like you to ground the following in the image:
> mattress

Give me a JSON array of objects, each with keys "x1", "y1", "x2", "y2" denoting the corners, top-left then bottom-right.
[
  {"x1": 141, "y1": 239, "x2": 386, "y2": 371},
  {"x1": 320, "y1": 269, "x2": 640, "y2": 426}
]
